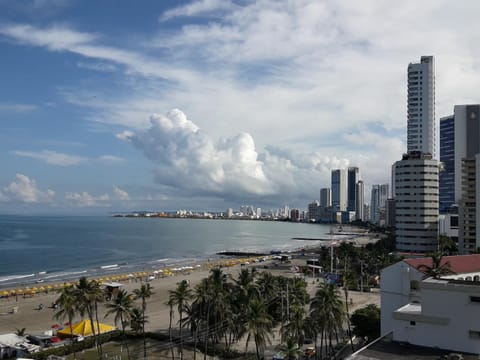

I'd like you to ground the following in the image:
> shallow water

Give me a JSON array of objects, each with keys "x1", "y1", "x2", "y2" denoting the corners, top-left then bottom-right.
[{"x1": 0, "y1": 215, "x2": 332, "y2": 288}]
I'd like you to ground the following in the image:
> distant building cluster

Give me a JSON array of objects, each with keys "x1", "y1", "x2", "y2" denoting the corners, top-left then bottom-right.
[
  {"x1": 117, "y1": 56, "x2": 480, "y2": 256},
  {"x1": 310, "y1": 55, "x2": 480, "y2": 256}
]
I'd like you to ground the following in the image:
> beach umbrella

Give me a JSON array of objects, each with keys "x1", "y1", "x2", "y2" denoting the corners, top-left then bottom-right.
[
  {"x1": 47, "y1": 285, "x2": 53, "y2": 290},
  {"x1": 38, "y1": 286, "x2": 46, "y2": 292},
  {"x1": 1, "y1": 290, "x2": 9, "y2": 296},
  {"x1": 32, "y1": 287, "x2": 38, "y2": 292},
  {"x1": 64, "y1": 282, "x2": 72, "y2": 288}
]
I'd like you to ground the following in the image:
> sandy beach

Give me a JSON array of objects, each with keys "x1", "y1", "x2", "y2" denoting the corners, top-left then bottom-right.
[{"x1": 0, "y1": 254, "x2": 380, "y2": 359}]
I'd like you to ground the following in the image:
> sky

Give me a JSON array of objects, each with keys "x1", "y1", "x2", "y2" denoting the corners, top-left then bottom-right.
[{"x1": 1, "y1": 0, "x2": 480, "y2": 215}]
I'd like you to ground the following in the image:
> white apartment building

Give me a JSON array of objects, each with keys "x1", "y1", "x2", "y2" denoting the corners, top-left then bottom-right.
[
  {"x1": 407, "y1": 55, "x2": 435, "y2": 157},
  {"x1": 393, "y1": 152, "x2": 439, "y2": 253},
  {"x1": 381, "y1": 255, "x2": 480, "y2": 345}
]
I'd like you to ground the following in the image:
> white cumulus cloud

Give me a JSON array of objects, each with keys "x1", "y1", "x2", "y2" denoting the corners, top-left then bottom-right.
[
  {"x1": 113, "y1": 185, "x2": 130, "y2": 200},
  {"x1": 11, "y1": 150, "x2": 87, "y2": 166},
  {"x1": 121, "y1": 109, "x2": 273, "y2": 197},
  {"x1": 65, "y1": 191, "x2": 110, "y2": 207},
  {"x1": 1, "y1": 174, "x2": 55, "y2": 203},
  {"x1": 120, "y1": 109, "x2": 357, "y2": 204}
]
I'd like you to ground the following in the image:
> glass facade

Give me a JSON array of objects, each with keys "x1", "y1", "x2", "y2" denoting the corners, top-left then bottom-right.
[{"x1": 439, "y1": 115, "x2": 455, "y2": 213}]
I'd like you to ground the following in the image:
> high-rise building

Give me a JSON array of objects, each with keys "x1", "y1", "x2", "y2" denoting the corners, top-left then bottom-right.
[
  {"x1": 355, "y1": 180, "x2": 365, "y2": 221},
  {"x1": 393, "y1": 152, "x2": 439, "y2": 253},
  {"x1": 347, "y1": 167, "x2": 360, "y2": 212},
  {"x1": 308, "y1": 201, "x2": 319, "y2": 222},
  {"x1": 290, "y1": 208, "x2": 300, "y2": 222},
  {"x1": 385, "y1": 198, "x2": 396, "y2": 227},
  {"x1": 331, "y1": 169, "x2": 347, "y2": 212},
  {"x1": 407, "y1": 56, "x2": 435, "y2": 156},
  {"x1": 453, "y1": 105, "x2": 480, "y2": 253},
  {"x1": 439, "y1": 115, "x2": 455, "y2": 213},
  {"x1": 320, "y1": 188, "x2": 332, "y2": 208},
  {"x1": 370, "y1": 184, "x2": 389, "y2": 224}
]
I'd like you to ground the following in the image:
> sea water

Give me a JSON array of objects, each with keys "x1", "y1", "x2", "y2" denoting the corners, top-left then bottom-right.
[{"x1": 0, "y1": 215, "x2": 333, "y2": 288}]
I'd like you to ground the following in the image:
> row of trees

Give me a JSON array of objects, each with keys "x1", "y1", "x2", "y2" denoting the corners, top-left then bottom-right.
[
  {"x1": 165, "y1": 267, "x2": 353, "y2": 360},
  {"x1": 53, "y1": 263, "x2": 385, "y2": 359},
  {"x1": 54, "y1": 277, "x2": 153, "y2": 360}
]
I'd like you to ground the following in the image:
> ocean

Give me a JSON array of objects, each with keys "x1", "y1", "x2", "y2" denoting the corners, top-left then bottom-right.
[{"x1": 0, "y1": 215, "x2": 333, "y2": 289}]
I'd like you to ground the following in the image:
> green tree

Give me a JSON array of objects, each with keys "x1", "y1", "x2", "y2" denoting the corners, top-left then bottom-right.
[
  {"x1": 133, "y1": 283, "x2": 154, "y2": 358},
  {"x1": 438, "y1": 235, "x2": 457, "y2": 255},
  {"x1": 54, "y1": 286, "x2": 78, "y2": 359},
  {"x1": 105, "y1": 289, "x2": 134, "y2": 359},
  {"x1": 417, "y1": 252, "x2": 456, "y2": 279},
  {"x1": 309, "y1": 283, "x2": 345, "y2": 358},
  {"x1": 350, "y1": 304, "x2": 380, "y2": 343},
  {"x1": 15, "y1": 328, "x2": 26, "y2": 336},
  {"x1": 243, "y1": 298, "x2": 273, "y2": 360},
  {"x1": 169, "y1": 280, "x2": 193, "y2": 360},
  {"x1": 277, "y1": 337, "x2": 304, "y2": 360},
  {"x1": 130, "y1": 307, "x2": 147, "y2": 334},
  {"x1": 280, "y1": 304, "x2": 306, "y2": 346},
  {"x1": 74, "y1": 277, "x2": 104, "y2": 358},
  {"x1": 343, "y1": 268, "x2": 355, "y2": 352}
]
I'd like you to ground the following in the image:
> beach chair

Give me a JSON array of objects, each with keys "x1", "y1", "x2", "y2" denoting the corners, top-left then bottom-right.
[{"x1": 9, "y1": 306, "x2": 18, "y2": 314}]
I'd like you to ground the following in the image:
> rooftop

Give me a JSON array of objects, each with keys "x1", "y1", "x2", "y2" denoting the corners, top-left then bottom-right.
[
  {"x1": 349, "y1": 333, "x2": 478, "y2": 360},
  {"x1": 404, "y1": 254, "x2": 480, "y2": 275}
]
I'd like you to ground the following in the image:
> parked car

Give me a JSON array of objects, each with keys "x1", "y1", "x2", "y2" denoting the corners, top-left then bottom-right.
[{"x1": 304, "y1": 346, "x2": 316, "y2": 358}]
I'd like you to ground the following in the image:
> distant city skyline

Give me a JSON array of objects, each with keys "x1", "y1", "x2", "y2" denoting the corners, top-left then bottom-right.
[{"x1": 1, "y1": 1, "x2": 480, "y2": 214}]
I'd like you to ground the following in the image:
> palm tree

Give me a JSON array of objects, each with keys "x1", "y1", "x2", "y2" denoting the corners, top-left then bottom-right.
[
  {"x1": 310, "y1": 283, "x2": 345, "y2": 358},
  {"x1": 74, "y1": 277, "x2": 102, "y2": 358},
  {"x1": 277, "y1": 337, "x2": 304, "y2": 360},
  {"x1": 169, "y1": 280, "x2": 193, "y2": 360},
  {"x1": 343, "y1": 267, "x2": 356, "y2": 352},
  {"x1": 133, "y1": 283, "x2": 154, "y2": 358},
  {"x1": 417, "y1": 252, "x2": 456, "y2": 279},
  {"x1": 256, "y1": 271, "x2": 278, "y2": 303},
  {"x1": 15, "y1": 328, "x2": 26, "y2": 336},
  {"x1": 280, "y1": 304, "x2": 306, "y2": 346},
  {"x1": 54, "y1": 286, "x2": 78, "y2": 359},
  {"x1": 206, "y1": 267, "x2": 231, "y2": 350},
  {"x1": 105, "y1": 289, "x2": 134, "y2": 359},
  {"x1": 166, "y1": 297, "x2": 176, "y2": 360},
  {"x1": 243, "y1": 298, "x2": 273, "y2": 360},
  {"x1": 130, "y1": 307, "x2": 147, "y2": 334}
]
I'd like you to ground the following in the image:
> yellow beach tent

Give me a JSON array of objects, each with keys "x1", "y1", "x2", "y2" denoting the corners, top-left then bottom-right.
[{"x1": 57, "y1": 320, "x2": 116, "y2": 338}]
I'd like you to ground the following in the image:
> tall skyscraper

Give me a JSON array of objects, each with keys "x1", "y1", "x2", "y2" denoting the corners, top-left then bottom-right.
[
  {"x1": 407, "y1": 56, "x2": 435, "y2": 156},
  {"x1": 453, "y1": 105, "x2": 480, "y2": 253},
  {"x1": 355, "y1": 180, "x2": 365, "y2": 221},
  {"x1": 331, "y1": 169, "x2": 347, "y2": 212},
  {"x1": 370, "y1": 184, "x2": 389, "y2": 224},
  {"x1": 320, "y1": 188, "x2": 332, "y2": 208},
  {"x1": 347, "y1": 167, "x2": 360, "y2": 212},
  {"x1": 439, "y1": 115, "x2": 455, "y2": 213},
  {"x1": 393, "y1": 152, "x2": 439, "y2": 253},
  {"x1": 308, "y1": 201, "x2": 319, "y2": 221}
]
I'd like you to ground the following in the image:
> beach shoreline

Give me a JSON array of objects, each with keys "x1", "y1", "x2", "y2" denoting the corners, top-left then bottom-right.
[{"x1": 0, "y1": 237, "x2": 381, "y2": 336}]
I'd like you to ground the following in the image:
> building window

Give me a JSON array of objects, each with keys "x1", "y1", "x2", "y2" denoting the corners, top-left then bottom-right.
[
  {"x1": 410, "y1": 280, "x2": 419, "y2": 290},
  {"x1": 410, "y1": 321, "x2": 416, "y2": 326},
  {"x1": 470, "y1": 296, "x2": 480, "y2": 303},
  {"x1": 469, "y1": 330, "x2": 480, "y2": 339}
]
